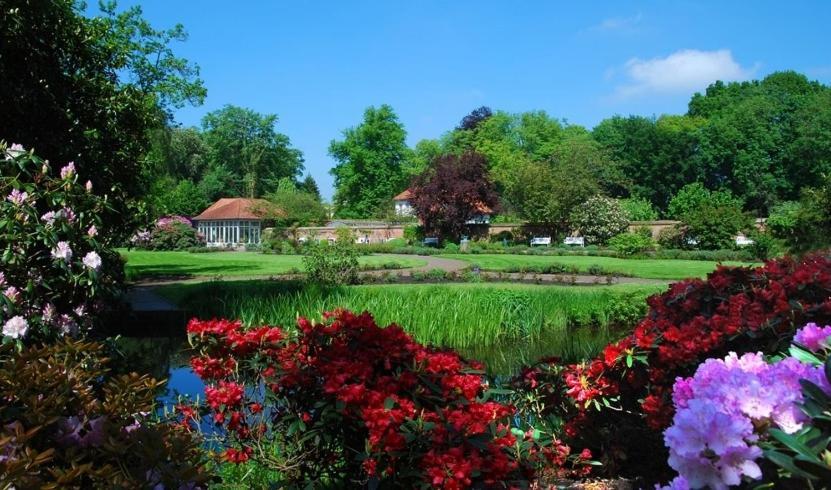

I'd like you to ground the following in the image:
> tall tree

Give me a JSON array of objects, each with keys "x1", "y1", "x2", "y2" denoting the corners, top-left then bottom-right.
[
  {"x1": 410, "y1": 152, "x2": 499, "y2": 241},
  {"x1": 0, "y1": 0, "x2": 205, "y2": 237},
  {"x1": 329, "y1": 105, "x2": 411, "y2": 218},
  {"x1": 299, "y1": 174, "x2": 321, "y2": 200},
  {"x1": 201, "y1": 105, "x2": 304, "y2": 198}
]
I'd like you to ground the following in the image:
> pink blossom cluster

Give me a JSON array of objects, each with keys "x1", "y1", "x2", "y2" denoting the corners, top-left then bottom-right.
[
  {"x1": 156, "y1": 215, "x2": 192, "y2": 228},
  {"x1": 793, "y1": 322, "x2": 831, "y2": 352},
  {"x1": 660, "y1": 346, "x2": 830, "y2": 489}
]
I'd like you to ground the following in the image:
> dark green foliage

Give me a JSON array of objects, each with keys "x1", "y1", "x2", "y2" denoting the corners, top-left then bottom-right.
[
  {"x1": 683, "y1": 202, "x2": 752, "y2": 250},
  {"x1": 0, "y1": 0, "x2": 205, "y2": 238},
  {"x1": 149, "y1": 222, "x2": 205, "y2": 251},
  {"x1": 0, "y1": 340, "x2": 210, "y2": 488}
]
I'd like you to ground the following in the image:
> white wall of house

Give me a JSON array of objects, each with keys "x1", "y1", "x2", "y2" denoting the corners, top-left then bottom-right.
[
  {"x1": 196, "y1": 219, "x2": 262, "y2": 247},
  {"x1": 394, "y1": 199, "x2": 414, "y2": 217}
]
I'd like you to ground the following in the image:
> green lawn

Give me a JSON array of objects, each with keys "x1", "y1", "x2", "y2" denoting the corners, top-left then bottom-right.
[
  {"x1": 441, "y1": 253, "x2": 758, "y2": 280},
  {"x1": 120, "y1": 250, "x2": 426, "y2": 281}
]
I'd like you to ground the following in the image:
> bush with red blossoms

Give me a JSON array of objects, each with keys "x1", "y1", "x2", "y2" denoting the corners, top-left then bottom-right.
[
  {"x1": 517, "y1": 254, "x2": 831, "y2": 481},
  {"x1": 182, "y1": 309, "x2": 584, "y2": 487}
]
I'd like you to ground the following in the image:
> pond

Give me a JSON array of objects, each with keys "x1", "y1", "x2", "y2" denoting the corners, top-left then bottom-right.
[{"x1": 112, "y1": 320, "x2": 620, "y2": 406}]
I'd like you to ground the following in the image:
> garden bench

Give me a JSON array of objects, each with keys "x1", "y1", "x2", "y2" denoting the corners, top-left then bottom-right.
[
  {"x1": 529, "y1": 236, "x2": 551, "y2": 246},
  {"x1": 563, "y1": 236, "x2": 585, "y2": 247}
]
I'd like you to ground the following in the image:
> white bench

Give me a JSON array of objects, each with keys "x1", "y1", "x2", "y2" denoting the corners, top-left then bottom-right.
[
  {"x1": 735, "y1": 235, "x2": 754, "y2": 247},
  {"x1": 530, "y1": 236, "x2": 551, "y2": 246},
  {"x1": 563, "y1": 236, "x2": 585, "y2": 247}
]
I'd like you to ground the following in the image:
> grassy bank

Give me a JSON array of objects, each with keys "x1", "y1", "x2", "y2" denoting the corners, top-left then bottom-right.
[
  {"x1": 441, "y1": 253, "x2": 758, "y2": 280},
  {"x1": 120, "y1": 250, "x2": 426, "y2": 281},
  {"x1": 157, "y1": 281, "x2": 665, "y2": 373}
]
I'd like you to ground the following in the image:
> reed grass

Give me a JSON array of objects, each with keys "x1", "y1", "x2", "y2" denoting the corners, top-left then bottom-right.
[{"x1": 158, "y1": 281, "x2": 664, "y2": 373}]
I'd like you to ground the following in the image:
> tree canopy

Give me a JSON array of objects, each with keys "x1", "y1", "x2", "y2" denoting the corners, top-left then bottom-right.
[
  {"x1": 0, "y1": 0, "x2": 205, "y2": 236},
  {"x1": 329, "y1": 105, "x2": 412, "y2": 218}
]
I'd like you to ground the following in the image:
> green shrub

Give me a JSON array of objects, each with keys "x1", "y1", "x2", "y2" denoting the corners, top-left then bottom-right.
[
  {"x1": 608, "y1": 232, "x2": 655, "y2": 257},
  {"x1": 302, "y1": 241, "x2": 359, "y2": 285},
  {"x1": 385, "y1": 237, "x2": 407, "y2": 247},
  {"x1": 0, "y1": 144, "x2": 124, "y2": 342},
  {"x1": 766, "y1": 201, "x2": 801, "y2": 243},
  {"x1": 443, "y1": 242, "x2": 460, "y2": 253},
  {"x1": 684, "y1": 202, "x2": 752, "y2": 250},
  {"x1": 569, "y1": 196, "x2": 629, "y2": 245},
  {"x1": 656, "y1": 225, "x2": 688, "y2": 249},
  {"x1": 666, "y1": 182, "x2": 743, "y2": 220},
  {"x1": 619, "y1": 197, "x2": 658, "y2": 222},
  {"x1": 0, "y1": 340, "x2": 210, "y2": 488},
  {"x1": 746, "y1": 230, "x2": 780, "y2": 260},
  {"x1": 402, "y1": 224, "x2": 422, "y2": 244}
]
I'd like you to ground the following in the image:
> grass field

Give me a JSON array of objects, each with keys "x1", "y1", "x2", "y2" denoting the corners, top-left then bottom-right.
[
  {"x1": 120, "y1": 250, "x2": 426, "y2": 281},
  {"x1": 441, "y1": 253, "x2": 758, "y2": 280},
  {"x1": 157, "y1": 281, "x2": 665, "y2": 373}
]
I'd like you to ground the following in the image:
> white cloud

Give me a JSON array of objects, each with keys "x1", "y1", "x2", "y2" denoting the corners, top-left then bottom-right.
[
  {"x1": 614, "y1": 49, "x2": 756, "y2": 99},
  {"x1": 591, "y1": 13, "x2": 642, "y2": 32}
]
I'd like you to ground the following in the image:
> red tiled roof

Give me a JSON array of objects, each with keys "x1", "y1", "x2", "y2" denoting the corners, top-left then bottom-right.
[
  {"x1": 393, "y1": 189, "x2": 413, "y2": 201},
  {"x1": 192, "y1": 198, "x2": 282, "y2": 221}
]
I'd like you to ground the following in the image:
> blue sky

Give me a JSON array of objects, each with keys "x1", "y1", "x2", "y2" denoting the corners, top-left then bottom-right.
[{"x1": 120, "y1": 1, "x2": 831, "y2": 199}]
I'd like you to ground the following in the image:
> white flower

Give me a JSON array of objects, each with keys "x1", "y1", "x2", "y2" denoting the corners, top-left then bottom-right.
[
  {"x1": 42, "y1": 303, "x2": 56, "y2": 324},
  {"x1": 51, "y1": 241, "x2": 73, "y2": 262},
  {"x1": 3, "y1": 316, "x2": 28, "y2": 339},
  {"x1": 82, "y1": 251, "x2": 102, "y2": 271},
  {"x1": 4, "y1": 143, "x2": 24, "y2": 160},
  {"x1": 85, "y1": 180, "x2": 93, "y2": 192},
  {"x1": 6, "y1": 189, "x2": 27, "y2": 206},
  {"x1": 87, "y1": 225, "x2": 97, "y2": 237},
  {"x1": 41, "y1": 211, "x2": 56, "y2": 226},
  {"x1": 60, "y1": 161, "x2": 75, "y2": 179}
]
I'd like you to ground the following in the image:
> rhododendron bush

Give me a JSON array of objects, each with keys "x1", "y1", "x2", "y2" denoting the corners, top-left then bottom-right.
[
  {"x1": 520, "y1": 254, "x2": 831, "y2": 479},
  {"x1": 183, "y1": 309, "x2": 594, "y2": 487},
  {"x1": 0, "y1": 142, "x2": 124, "y2": 342},
  {"x1": 655, "y1": 324, "x2": 831, "y2": 489}
]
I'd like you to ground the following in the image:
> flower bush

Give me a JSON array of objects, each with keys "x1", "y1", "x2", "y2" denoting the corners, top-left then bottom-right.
[
  {"x1": 133, "y1": 215, "x2": 205, "y2": 250},
  {"x1": 0, "y1": 142, "x2": 124, "y2": 342},
  {"x1": 302, "y1": 240, "x2": 359, "y2": 285},
  {"x1": 655, "y1": 323, "x2": 831, "y2": 489},
  {"x1": 0, "y1": 339, "x2": 210, "y2": 488},
  {"x1": 183, "y1": 309, "x2": 591, "y2": 487},
  {"x1": 569, "y1": 196, "x2": 629, "y2": 246},
  {"x1": 519, "y1": 254, "x2": 831, "y2": 480}
]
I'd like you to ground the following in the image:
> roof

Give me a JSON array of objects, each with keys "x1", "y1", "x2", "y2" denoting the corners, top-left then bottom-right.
[
  {"x1": 393, "y1": 189, "x2": 413, "y2": 201},
  {"x1": 192, "y1": 198, "x2": 282, "y2": 221}
]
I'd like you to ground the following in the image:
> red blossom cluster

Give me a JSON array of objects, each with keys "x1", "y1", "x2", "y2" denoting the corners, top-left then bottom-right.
[
  {"x1": 557, "y1": 254, "x2": 831, "y2": 436},
  {"x1": 184, "y1": 309, "x2": 562, "y2": 487}
]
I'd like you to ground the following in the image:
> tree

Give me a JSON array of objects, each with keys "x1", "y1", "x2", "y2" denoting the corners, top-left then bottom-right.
[
  {"x1": 774, "y1": 177, "x2": 831, "y2": 253},
  {"x1": 0, "y1": 0, "x2": 205, "y2": 237},
  {"x1": 410, "y1": 152, "x2": 499, "y2": 241},
  {"x1": 266, "y1": 179, "x2": 327, "y2": 227},
  {"x1": 569, "y1": 196, "x2": 629, "y2": 245},
  {"x1": 201, "y1": 105, "x2": 304, "y2": 198},
  {"x1": 329, "y1": 105, "x2": 412, "y2": 218},
  {"x1": 619, "y1": 197, "x2": 659, "y2": 222},
  {"x1": 683, "y1": 203, "x2": 752, "y2": 250},
  {"x1": 148, "y1": 178, "x2": 209, "y2": 217},
  {"x1": 457, "y1": 106, "x2": 493, "y2": 131},
  {"x1": 299, "y1": 174, "x2": 321, "y2": 200},
  {"x1": 667, "y1": 183, "x2": 743, "y2": 220}
]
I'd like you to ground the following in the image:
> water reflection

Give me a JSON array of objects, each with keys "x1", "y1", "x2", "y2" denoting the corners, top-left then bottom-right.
[{"x1": 111, "y1": 325, "x2": 617, "y2": 406}]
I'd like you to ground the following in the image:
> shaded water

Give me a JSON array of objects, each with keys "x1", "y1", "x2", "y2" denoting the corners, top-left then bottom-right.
[{"x1": 112, "y1": 322, "x2": 618, "y2": 404}]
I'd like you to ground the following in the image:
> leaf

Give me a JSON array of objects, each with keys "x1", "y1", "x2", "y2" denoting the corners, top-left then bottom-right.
[
  {"x1": 769, "y1": 428, "x2": 815, "y2": 457},
  {"x1": 789, "y1": 345, "x2": 822, "y2": 366},
  {"x1": 763, "y1": 449, "x2": 817, "y2": 480}
]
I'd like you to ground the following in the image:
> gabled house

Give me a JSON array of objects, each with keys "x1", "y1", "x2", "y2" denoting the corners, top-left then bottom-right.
[
  {"x1": 392, "y1": 188, "x2": 492, "y2": 224},
  {"x1": 192, "y1": 198, "x2": 280, "y2": 247}
]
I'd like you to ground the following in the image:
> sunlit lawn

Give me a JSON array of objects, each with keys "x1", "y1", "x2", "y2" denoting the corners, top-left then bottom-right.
[
  {"x1": 120, "y1": 250, "x2": 426, "y2": 281},
  {"x1": 441, "y1": 253, "x2": 759, "y2": 280}
]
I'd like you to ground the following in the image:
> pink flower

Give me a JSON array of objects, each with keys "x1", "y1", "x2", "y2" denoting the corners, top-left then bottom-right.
[
  {"x1": 793, "y1": 323, "x2": 831, "y2": 352},
  {"x1": 41, "y1": 211, "x2": 56, "y2": 225},
  {"x1": 3, "y1": 316, "x2": 28, "y2": 339},
  {"x1": 0, "y1": 272, "x2": 5, "y2": 288},
  {"x1": 3, "y1": 286, "x2": 19, "y2": 303},
  {"x1": 85, "y1": 180, "x2": 93, "y2": 192},
  {"x1": 6, "y1": 189, "x2": 27, "y2": 206},
  {"x1": 60, "y1": 162, "x2": 75, "y2": 179},
  {"x1": 51, "y1": 241, "x2": 73, "y2": 262},
  {"x1": 87, "y1": 225, "x2": 97, "y2": 237}
]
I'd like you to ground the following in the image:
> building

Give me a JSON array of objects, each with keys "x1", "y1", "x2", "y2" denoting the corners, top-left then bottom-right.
[
  {"x1": 393, "y1": 189, "x2": 414, "y2": 217},
  {"x1": 192, "y1": 198, "x2": 278, "y2": 247}
]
